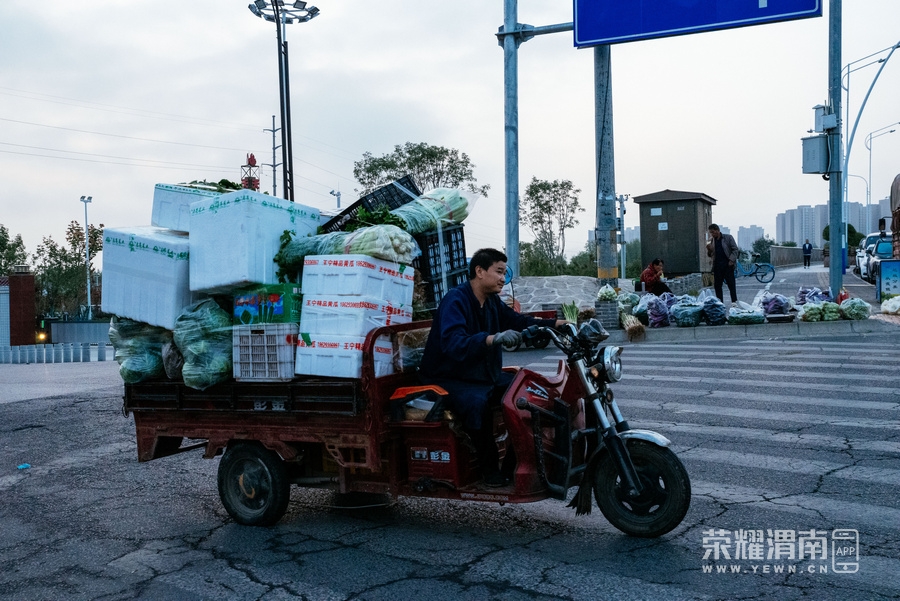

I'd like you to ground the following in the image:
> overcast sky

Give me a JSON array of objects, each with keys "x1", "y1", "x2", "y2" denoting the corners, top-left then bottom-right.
[{"x1": 2, "y1": 1, "x2": 899, "y2": 263}]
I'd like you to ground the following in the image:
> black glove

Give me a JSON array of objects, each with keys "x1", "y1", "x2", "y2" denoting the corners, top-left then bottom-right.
[{"x1": 492, "y1": 330, "x2": 522, "y2": 347}]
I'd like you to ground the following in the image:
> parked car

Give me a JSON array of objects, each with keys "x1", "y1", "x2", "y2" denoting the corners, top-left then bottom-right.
[
  {"x1": 856, "y1": 232, "x2": 886, "y2": 279},
  {"x1": 865, "y1": 239, "x2": 894, "y2": 283}
]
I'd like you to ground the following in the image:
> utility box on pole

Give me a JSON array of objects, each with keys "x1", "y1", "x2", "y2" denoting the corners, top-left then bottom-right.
[{"x1": 633, "y1": 190, "x2": 717, "y2": 276}]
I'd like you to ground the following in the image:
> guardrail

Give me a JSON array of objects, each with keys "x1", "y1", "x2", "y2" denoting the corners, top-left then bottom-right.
[{"x1": 0, "y1": 343, "x2": 114, "y2": 364}]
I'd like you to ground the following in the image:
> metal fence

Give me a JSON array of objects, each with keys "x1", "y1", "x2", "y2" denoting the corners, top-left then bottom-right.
[{"x1": 0, "y1": 343, "x2": 114, "y2": 364}]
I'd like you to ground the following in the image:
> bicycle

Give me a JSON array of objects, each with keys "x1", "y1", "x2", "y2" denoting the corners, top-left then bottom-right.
[{"x1": 734, "y1": 252, "x2": 776, "y2": 283}]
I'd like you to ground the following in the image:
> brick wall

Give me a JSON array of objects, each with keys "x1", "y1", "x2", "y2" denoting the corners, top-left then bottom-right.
[{"x1": 8, "y1": 272, "x2": 35, "y2": 346}]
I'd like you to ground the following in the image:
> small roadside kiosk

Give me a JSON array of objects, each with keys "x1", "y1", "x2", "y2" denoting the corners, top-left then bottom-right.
[{"x1": 632, "y1": 189, "x2": 717, "y2": 277}]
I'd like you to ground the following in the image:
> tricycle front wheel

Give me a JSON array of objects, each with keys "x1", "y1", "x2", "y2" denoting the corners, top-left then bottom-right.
[
  {"x1": 218, "y1": 442, "x2": 290, "y2": 526},
  {"x1": 593, "y1": 440, "x2": 690, "y2": 538}
]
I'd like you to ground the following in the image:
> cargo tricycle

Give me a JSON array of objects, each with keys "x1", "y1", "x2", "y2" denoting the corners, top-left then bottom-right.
[{"x1": 122, "y1": 319, "x2": 690, "y2": 538}]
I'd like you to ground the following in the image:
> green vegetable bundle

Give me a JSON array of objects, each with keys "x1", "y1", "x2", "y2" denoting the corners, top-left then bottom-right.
[
  {"x1": 173, "y1": 299, "x2": 233, "y2": 391},
  {"x1": 840, "y1": 298, "x2": 870, "y2": 320},
  {"x1": 108, "y1": 317, "x2": 171, "y2": 383},
  {"x1": 274, "y1": 224, "x2": 420, "y2": 281},
  {"x1": 597, "y1": 284, "x2": 617, "y2": 301},
  {"x1": 390, "y1": 188, "x2": 472, "y2": 235},
  {"x1": 799, "y1": 302, "x2": 823, "y2": 322},
  {"x1": 562, "y1": 301, "x2": 579, "y2": 323},
  {"x1": 821, "y1": 301, "x2": 841, "y2": 321}
]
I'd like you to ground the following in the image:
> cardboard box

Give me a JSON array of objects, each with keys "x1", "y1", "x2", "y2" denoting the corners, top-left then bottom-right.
[
  {"x1": 294, "y1": 334, "x2": 393, "y2": 378},
  {"x1": 301, "y1": 254, "x2": 414, "y2": 305},
  {"x1": 233, "y1": 283, "x2": 302, "y2": 325},
  {"x1": 101, "y1": 226, "x2": 197, "y2": 330},
  {"x1": 299, "y1": 295, "x2": 412, "y2": 337},
  {"x1": 189, "y1": 190, "x2": 320, "y2": 293},
  {"x1": 151, "y1": 184, "x2": 222, "y2": 232}
]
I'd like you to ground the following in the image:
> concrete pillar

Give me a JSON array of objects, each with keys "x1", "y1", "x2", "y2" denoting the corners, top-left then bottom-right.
[
  {"x1": 35, "y1": 345, "x2": 45, "y2": 364},
  {"x1": 53, "y1": 344, "x2": 63, "y2": 363},
  {"x1": 0, "y1": 346, "x2": 9, "y2": 364},
  {"x1": 63, "y1": 343, "x2": 73, "y2": 363},
  {"x1": 97, "y1": 343, "x2": 107, "y2": 361},
  {"x1": 81, "y1": 343, "x2": 91, "y2": 362}
]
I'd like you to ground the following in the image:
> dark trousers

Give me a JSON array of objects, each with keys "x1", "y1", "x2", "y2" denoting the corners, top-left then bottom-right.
[
  {"x1": 803, "y1": 255, "x2": 811, "y2": 267},
  {"x1": 713, "y1": 262, "x2": 737, "y2": 303}
]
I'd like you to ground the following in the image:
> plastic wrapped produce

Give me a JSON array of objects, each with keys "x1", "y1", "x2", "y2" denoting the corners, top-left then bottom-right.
[
  {"x1": 881, "y1": 296, "x2": 900, "y2": 315},
  {"x1": 162, "y1": 341, "x2": 184, "y2": 380},
  {"x1": 821, "y1": 301, "x2": 841, "y2": 321},
  {"x1": 839, "y1": 297, "x2": 871, "y2": 320},
  {"x1": 632, "y1": 294, "x2": 652, "y2": 326},
  {"x1": 727, "y1": 303, "x2": 765, "y2": 325},
  {"x1": 390, "y1": 188, "x2": 473, "y2": 235},
  {"x1": 646, "y1": 295, "x2": 670, "y2": 328},
  {"x1": 798, "y1": 302, "x2": 823, "y2": 322},
  {"x1": 797, "y1": 286, "x2": 832, "y2": 305},
  {"x1": 597, "y1": 283, "x2": 617, "y2": 301},
  {"x1": 702, "y1": 297, "x2": 727, "y2": 326},
  {"x1": 108, "y1": 317, "x2": 172, "y2": 383},
  {"x1": 274, "y1": 224, "x2": 420, "y2": 281},
  {"x1": 761, "y1": 292, "x2": 792, "y2": 315},
  {"x1": 670, "y1": 300, "x2": 704, "y2": 327},
  {"x1": 659, "y1": 292, "x2": 678, "y2": 310},
  {"x1": 173, "y1": 299, "x2": 233, "y2": 391}
]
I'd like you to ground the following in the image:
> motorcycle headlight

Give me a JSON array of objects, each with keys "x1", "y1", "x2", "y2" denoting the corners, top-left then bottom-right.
[{"x1": 601, "y1": 346, "x2": 623, "y2": 382}]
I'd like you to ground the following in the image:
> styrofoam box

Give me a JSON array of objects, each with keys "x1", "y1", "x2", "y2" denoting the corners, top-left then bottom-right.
[
  {"x1": 151, "y1": 184, "x2": 222, "y2": 232},
  {"x1": 189, "y1": 190, "x2": 321, "y2": 293},
  {"x1": 301, "y1": 254, "x2": 414, "y2": 305},
  {"x1": 295, "y1": 334, "x2": 393, "y2": 378},
  {"x1": 101, "y1": 226, "x2": 197, "y2": 330},
  {"x1": 233, "y1": 323, "x2": 298, "y2": 382},
  {"x1": 299, "y1": 295, "x2": 412, "y2": 337}
]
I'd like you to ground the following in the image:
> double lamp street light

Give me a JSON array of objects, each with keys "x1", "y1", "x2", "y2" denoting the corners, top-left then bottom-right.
[{"x1": 247, "y1": 0, "x2": 320, "y2": 203}]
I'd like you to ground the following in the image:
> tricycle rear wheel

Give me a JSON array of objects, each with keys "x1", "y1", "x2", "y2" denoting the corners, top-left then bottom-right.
[
  {"x1": 593, "y1": 440, "x2": 690, "y2": 538},
  {"x1": 218, "y1": 442, "x2": 290, "y2": 526}
]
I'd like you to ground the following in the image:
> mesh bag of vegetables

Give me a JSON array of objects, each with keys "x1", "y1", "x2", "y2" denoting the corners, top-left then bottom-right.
[
  {"x1": 274, "y1": 224, "x2": 420, "y2": 281},
  {"x1": 702, "y1": 297, "x2": 727, "y2": 326},
  {"x1": 173, "y1": 299, "x2": 233, "y2": 391},
  {"x1": 647, "y1": 295, "x2": 670, "y2": 328},
  {"x1": 821, "y1": 301, "x2": 841, "y2": 321},
  {"x1": 670, "y1": 300, "x2": 704, "y2": 327},
  {"x1": 390, "y1": 188, "x2": 474, "y2": 235},
  {"x1": 108, "y1": 317, "x2": 172, "y2": 383},
  {"x1": 798, "y1": 302, "x2": 823, "y2": 322},
  {"x1": 839, "y1": 297, "x2": 871, "y2": 320}
]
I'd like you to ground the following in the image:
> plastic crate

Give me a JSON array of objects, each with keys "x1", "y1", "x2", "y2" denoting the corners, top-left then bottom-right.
[
  {"x1": 319, "y1": 175, "x2": 422, "y2": 234},
  {"x1": 421, "y1": 266, "x2": 469, "y2": 310},
  {"x1": 233, "y1": 323, "x2": 299, "y2": 382},
  {"x1": 412, "y1": 224, "x2": 467, "y2": 281}
]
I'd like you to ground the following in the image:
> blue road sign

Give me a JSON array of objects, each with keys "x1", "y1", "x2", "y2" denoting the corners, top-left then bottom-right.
[{"x1": 574, "y1": 0, "x2": 822, "y2": 47}]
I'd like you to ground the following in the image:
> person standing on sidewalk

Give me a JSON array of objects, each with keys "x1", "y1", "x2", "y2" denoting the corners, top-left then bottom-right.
[
  {"x1": 802, "y1": 239, "x2": 813, "y2": 269},
  {"x1": 706, "y1": 224, "x2": 739, "y2": 306}
]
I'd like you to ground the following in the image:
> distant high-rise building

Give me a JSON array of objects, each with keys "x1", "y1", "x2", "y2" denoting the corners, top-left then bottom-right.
[
  {"x1": 737, "y1": 225, "x2": 765, "y2": 249},
  {"x1": 624, "y1": 226, "x2": 641, "y2": 243}
]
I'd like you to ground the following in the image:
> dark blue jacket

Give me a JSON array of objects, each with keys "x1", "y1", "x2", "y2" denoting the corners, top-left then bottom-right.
[{"x1": 419, "y1": 281, "x2": 555, "y2": 429}]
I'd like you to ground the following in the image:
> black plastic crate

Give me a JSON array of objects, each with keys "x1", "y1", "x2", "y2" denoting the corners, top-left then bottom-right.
[
  {"x1": 421, "y1": 266, "x2": 469, "y2": 310},
  {"x1": 320, "y1": 175, "x2": 421, "y2": 234},
  {"x1": 412, "y1": 224, "x2": 467, "y2": 280}
]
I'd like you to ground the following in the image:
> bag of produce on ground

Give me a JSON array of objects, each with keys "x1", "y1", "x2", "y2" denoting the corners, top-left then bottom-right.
[
  {"x1": 390, "y1": 188, "x2": 475, "y2": 235},
  {"x1": 881, "y1": 296, "x2": 900, "y2": 315},
  {"x1": 632, "y1": 294, "x2": 653, "y2": 326},
  {"x1": 821, "y1": 301, "x2": 841, "y2": 321},
  {"x1": 797, "y1": 286, "x2": 832, "y2": 305},
  {"x1": 108, "y1": 317, "x2": 172, "y2": 383},
  {"x1": 697, "y1": 288, "x2": 717, "y2": 303},
  {"x1": 597, "y1": 283, "x2": 617, "y2": 301},
  {"x1": 839, "y1": 297, "x2": 871, "y2": 320},
  {"x1": 617, "y1": 292, "x2": 641, "y2": 314},
  {"x1": 646, "y1": 295, "x2": 670, "y2": 328},
  {"x1": 173, "y1": 299, "x2": 233, "y2": 391},
  {"x1": 670, "y1": 300, "x2": 704, "y2": 327},
  {"x1": 702, "y1": 297, "x2": 728, "y2": 326},
  {"x1": 727, "y1": 302, "x2": 765, "y2": 325},
  {"x1": 274, "y1": 224, "x2": 420, "y2": 281},
  {"x1": 761, "y1": 292, "x2": 792, "y2": 315},
  {"x1": 659, "y1": 291, "x2": 677, "y2": 309},
  {"x1": 797, "y1": 301, "x2": 823, "y2": 322}
]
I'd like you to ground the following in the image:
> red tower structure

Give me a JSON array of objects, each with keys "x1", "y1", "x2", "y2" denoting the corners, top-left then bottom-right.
[{"x1": 241, "y1": 153, "x2": 261, "y2": 191}]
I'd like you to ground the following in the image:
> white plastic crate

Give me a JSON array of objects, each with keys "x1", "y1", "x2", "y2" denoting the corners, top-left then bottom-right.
[
  {"x1": 151, "y1": 184, "x2": 222, "y2": 232},
  {"x1": 233, "y1": 323, "x2": 299, "y2": 382},
  {"x1": 301, "y1": 254, "x2": 414, "y2": 306},
  {"x1": 299, "y1": 295, "x2": 412, "y2": 337},
  {"x1": 294, "y1": 334, "x2": 394, "y2": 378},
  {"x1": 100, "y1": 226, "x2": 198, "y2": 330},
  {"x1": 189, "y1": 190, "x2": 321, "y2": 293}
]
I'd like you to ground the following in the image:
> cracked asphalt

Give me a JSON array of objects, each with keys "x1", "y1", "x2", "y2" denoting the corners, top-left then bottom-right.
[{"x1": 1, "y1": 326, "x2": 899, "y2": 600}]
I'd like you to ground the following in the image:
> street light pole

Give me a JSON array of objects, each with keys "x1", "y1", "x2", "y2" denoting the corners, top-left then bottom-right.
[
  {"x1": 865, "y1": 124, "x2": 898, "y2": 232},
  {"x1": 80, "y1": 195, "x2": 92, "y2": 320},
  {"x1": 247, "y1": 0, "x2": 320, "y2": 202}
]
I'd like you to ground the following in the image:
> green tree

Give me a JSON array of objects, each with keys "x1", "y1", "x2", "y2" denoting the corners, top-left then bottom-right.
[
  {"x1": 519, "y1": 240, "x2": 566, "y2": 276},
  {"x1": 33, "y1": 221, "x2": 103, "y2": 317},
  {"x1": 822, "y1": 224, "x2": 863, "y2": 249},
  {"x1": 567, "y1": 240, "x2": 597, "y2": 277},
  {"x1": 353, "y1": 142, "x2": 490, "y2": 197},
  {"x1": 624, "y1": 239, "x2": 642, "y2": 279},
  {"x1": 0, "y1": 224, "x2": 29, "y2": 275},
  {"x1": 520, "y1": 177, "x2": 584, "y2": 269},
  {"x1": 780, "y1": 241, "x2": 798, "y2": 247},
  {"x1": 751, "y1": 236, "x2": 776, "y2": 263}
]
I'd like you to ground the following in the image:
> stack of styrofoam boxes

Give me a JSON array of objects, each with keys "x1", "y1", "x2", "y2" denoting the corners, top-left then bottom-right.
[
  {"x1": 295, "y1": 255, "x2": 414, "y2": 378},
  {"x1": 186, "y1": 189, "x2": 320, "y2": 382},
  {"x1": 102, "y1": 185, "x2": 223, "y2": 329}
]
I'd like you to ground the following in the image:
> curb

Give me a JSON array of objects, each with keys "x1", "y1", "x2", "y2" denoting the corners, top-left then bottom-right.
[{"x1": 604, "y1": 316, "x2": 899, "y2": 344}]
